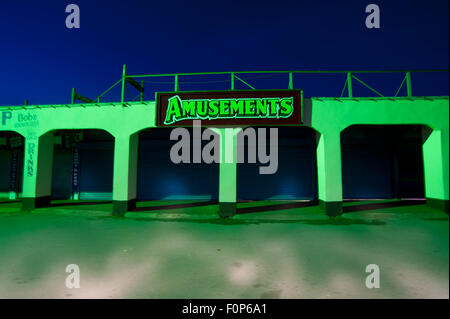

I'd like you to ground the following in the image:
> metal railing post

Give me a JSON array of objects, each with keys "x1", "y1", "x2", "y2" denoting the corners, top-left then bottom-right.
[
  {"x1": 140, "y1": 80, "x2": 144, "y2": 101},
  {"x1": 121, "y1": 64, "x2": 126, "y2": 104},
  {"x1": 347, "y1": 72, "x2": 353, "y2": 98},
  {"x1": 231, "y1": 73, "x2": 235, "y2": 90},
  {"x1": 71, "y1": 88, "x2": 76, "y2": 104},
  {"x1": 288, "y1": 72, "x2": 293, "y2": 89},
  {"x1": 406, "y1": 71, "x2": 412, "y2": 97},
  {"x1": 174, "y1": 75, "x2": 179, "y2": 92}
]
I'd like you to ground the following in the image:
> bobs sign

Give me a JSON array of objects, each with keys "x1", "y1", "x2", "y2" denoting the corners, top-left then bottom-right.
[{"x1": 157, "y1": 90, "x2": 302, "y2": 126}]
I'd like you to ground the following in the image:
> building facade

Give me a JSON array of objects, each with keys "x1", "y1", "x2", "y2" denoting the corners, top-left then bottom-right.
[{"x1": 0, "y1": 70, "x2": 448, "y2": 217}]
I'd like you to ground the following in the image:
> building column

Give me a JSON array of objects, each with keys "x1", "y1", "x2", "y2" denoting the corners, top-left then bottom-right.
[
  {"x1": 112, "y1": 133, "x2": 138, "y2": 216},
  {"x1": 423, "y1": 129, "x2": 449, "y2": 213},
  {"x1": 21, "y1": 132, "x2": 54, "y2": 210},
  {"x1": 316, "y1": 131, "x2": 343, "y2": 216},
  {"x1": 213, "y1": 128, "x2": 240, "y2": 218}
]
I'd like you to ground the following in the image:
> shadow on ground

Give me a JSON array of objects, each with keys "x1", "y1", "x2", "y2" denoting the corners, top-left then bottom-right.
[
  {"x1": 343, "y1": 199, "x2": 426, "y2": 213},
  {"x1": 50, "y1": 201, "x2": 113, "y2": 207}
]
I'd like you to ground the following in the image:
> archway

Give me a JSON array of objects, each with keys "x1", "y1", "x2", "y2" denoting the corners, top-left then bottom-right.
[
  {"x1": 51, "y1": 129, "x2": 114, "y2": 201},
  {"x1": 340, "y1": 125, "x2": 426, "y2": 200}
]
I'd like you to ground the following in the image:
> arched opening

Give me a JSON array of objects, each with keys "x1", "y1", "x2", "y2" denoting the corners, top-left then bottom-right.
[
  {"x1": 237, "y1": 126, "x2": 318, "y2": 209},
  {"x1": 0, "y1": 131, "x2": 24, "y2": 200},
  {"x1": 136, "y1": 127, "x2": 219, "y2": 206},
  {"x1": 340, "y1": 125, "x2": 426, "y2": 200},
  {"x1": 51, "y1": 129, "x2": 114, "y2": 201}
]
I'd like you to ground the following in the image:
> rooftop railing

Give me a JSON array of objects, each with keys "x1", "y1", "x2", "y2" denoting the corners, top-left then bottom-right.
[
  {"x1": 93, "y1": 66, "x2": 447, "y2": 104},
  {"x1": 2, "y1": 66, "x2": 449, "y2": 108}
]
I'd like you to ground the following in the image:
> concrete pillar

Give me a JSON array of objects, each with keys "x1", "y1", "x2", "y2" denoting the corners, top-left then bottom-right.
[
  {"x1": 316, "y1": 131, "x2": 343, "y2": 216},
  {"x1": 423, "y1": 129, "x2": 449, "y2": 213},
  {"x1": 21, "y1": 132, "x2": 54, "y2": 210},
  {"x1": 214, "y1": 128, "x2": 240, "y2": 218},
  {"x1": 112, "y1": 133, "x2": 138, "y2": 216}
]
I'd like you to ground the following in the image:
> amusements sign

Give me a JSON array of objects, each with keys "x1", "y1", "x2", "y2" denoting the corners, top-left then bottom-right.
[{"x1": 156, "y1": 90, "x2": 302, "y2": 127}]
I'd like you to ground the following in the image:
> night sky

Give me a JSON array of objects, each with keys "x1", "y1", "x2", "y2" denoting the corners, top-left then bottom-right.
[{"x1": 1, "y1": 0, "x2": 448, "y2": 105}]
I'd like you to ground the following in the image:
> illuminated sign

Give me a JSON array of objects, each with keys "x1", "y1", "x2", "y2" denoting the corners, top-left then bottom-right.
[{"x1": 156, "y1": 90, "x2": 302, "y2": 126}]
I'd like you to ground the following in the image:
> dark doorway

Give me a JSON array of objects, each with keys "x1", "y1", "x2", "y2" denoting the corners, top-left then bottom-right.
[
  {"x1": 341, "y1": 125, "x2": 425, "y2": 199},
  {"x1": 0, "y1": 131, "x2": 24, "y2": 199},
  {"x1": 137, "y1": 128, "x2": 219, "y2": 200},
  {"x1": 51, "y1": 130, "x2": 114, "y2": 200},
  {"x1": 237, "y1": 126, "x2": 318, "y2": 200}
]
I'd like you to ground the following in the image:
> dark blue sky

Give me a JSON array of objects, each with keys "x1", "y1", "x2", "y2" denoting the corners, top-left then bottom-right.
[{"x1": 1, "y1": 0, "x2": 448, "y2": 105}]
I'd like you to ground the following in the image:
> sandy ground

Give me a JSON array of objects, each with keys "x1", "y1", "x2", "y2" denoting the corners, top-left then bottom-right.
[{"x1": 0, "y1": 200, "x2": 448, "y2": 299}]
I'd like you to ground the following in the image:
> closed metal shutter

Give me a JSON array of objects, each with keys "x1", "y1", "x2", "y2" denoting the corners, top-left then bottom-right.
[
  {"x1": 237, "y1": 127, "x2": 317, "y2": 200},
  {"x1": 137, "y1": 128, "x2": 219, "y2": 200},
  {"x1": 79, "y1": 149, "x2": 113, "y2": 200},
  {"x1": 51, "y1": 149, "x2": 73, "y2": 199}
]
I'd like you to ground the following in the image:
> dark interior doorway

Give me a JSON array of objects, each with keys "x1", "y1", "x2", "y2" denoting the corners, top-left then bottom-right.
[{"x1": 341, "y1": 125, "x2": 425, "y2": 199}]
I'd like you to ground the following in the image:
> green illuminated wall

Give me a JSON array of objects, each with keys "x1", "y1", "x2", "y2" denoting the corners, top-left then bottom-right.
[
  {"x1": 310, "y1": 97, "x2": 449, "y2": 215},
  {"x1": 0, "y1": 96, "x2": 448, "y2": 216}
]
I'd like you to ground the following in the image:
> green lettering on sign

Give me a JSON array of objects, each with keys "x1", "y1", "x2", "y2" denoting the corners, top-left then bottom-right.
[{"x1": 164, "y1": 96, "x2": 294, "y2": 125}]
